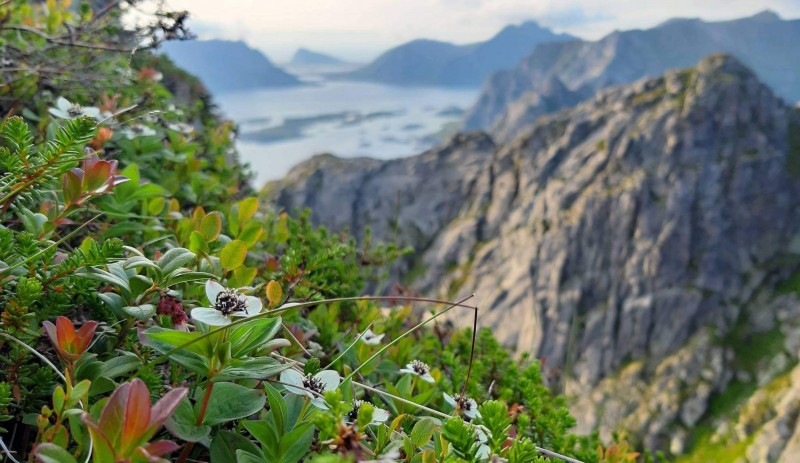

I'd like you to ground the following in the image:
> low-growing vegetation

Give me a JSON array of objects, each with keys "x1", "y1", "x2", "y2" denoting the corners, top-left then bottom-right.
[{"x1": 0, "y1": 2, "x2": 644, "y2": 462}]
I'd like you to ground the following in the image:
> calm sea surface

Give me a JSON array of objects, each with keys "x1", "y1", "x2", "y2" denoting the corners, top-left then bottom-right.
[{"x1": 215, "y1": 80, "x2": 479, "y2": 187}]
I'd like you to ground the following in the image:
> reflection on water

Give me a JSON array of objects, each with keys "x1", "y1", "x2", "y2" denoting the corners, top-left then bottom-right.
[{"x1": 215, "y1": 80, "x2": 479, "y2": 187}]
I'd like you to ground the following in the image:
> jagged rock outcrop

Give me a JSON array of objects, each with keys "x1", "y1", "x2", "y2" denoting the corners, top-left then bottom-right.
[
  {"x1": 465, "y1": 11, "x2": 800, "y2": 142},
  {"x1": 266, "y1": 55, "x2": 800, "y2": 452},
  {"x1": 265, "y1": 135, "x2": 495, "y2": 270}
]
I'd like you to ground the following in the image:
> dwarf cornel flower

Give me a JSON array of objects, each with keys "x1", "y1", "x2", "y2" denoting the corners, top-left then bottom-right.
[
  {"x1": 42, "y1": 316, "x2": 98, "y2": 362},
  {"x1": 81, "y1": 379, "x2": 187, "y2": 462}
]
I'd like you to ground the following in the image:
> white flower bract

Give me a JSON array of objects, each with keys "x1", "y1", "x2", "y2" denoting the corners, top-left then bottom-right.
[
  {"x1": 399, "y1": 359, "x2": 435, "y2": 383},
  {"x1": 280, "y1": 369, "x2": 341, "y2": 409},
  {"x1": 358, "y1": 328, "x2": 385, "y2": 345},
  {"x1": 346, "y1": 400, "x2": 391, "y2": 425},
  {"x1": 190, "y1": 280, "x2": 263, "y2": 327},
  {"x1": 49, "y1": 97, "x2": 101, "y2": 120},
  {"x1": 444, "y1": 392, "x2": 481, "y2": 419}
]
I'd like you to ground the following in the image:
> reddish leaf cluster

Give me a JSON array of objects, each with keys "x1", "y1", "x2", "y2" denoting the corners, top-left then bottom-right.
[
  {"x1": 62, "y1": 154, "x2": 128, "y2": 207},
  {"x1": 82, "y1": 379, "x2": 187, "y2": 463},
  {"x1": 42, "y1": 316, "x2": 98, "y2": 362}
]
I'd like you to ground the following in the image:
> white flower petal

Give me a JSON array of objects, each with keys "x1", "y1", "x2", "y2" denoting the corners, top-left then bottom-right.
[
  {"x1": 421, "y1": 373, "x2": 435, "y2": 383},
  {"x1": 83, "y1": 107, "x2": 101, "y2": 119},
  {"x1": 360, "y1": 329, "x2": 385, "y2": 345},
  {"x1": 243, "y1": 296, "x2": 263, "y2": 315},
  {"x1": 190, "y1": 307, "x2": 230, "y2": 326},
  {"x1": 314, "y1": 370, "x2": 341, "y2": 392},
  {"x1": 310, "y1": 397, "x2": 329, "y2": 410},
  {"x1": 56, "y1": 97, "x2": 71, "y2": 111},
  {"x1": 205, "y1": 280, "x2": 225, "y2": 304},
  {"x1": 477, "y1": 444, "x2": 490, "y2": 459},
  {"x1": 371, "y1": 407, "x2": 390, "y2": 423},
  {"x1": 49, "y1": 108, "x2": 67, "y2": 119},
  {"x1": 398, "y1": 368, "x2": 415, "y2": 375},
  {"x1": 444, "y1": 393, "x2": 457, "y2": 407},
  {"x1": 280, "y1": 369, "x2": 308, "y2": 396}
]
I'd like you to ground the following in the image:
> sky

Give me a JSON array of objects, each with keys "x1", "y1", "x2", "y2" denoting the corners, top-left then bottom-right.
[{"x1": 152, "y1": 0, "x2": 800, "y2": 63}]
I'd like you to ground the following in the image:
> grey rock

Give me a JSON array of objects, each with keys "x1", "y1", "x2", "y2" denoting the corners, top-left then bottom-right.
[{"x1": 267, "y1": 55, "x2": 800, "y2": 450}]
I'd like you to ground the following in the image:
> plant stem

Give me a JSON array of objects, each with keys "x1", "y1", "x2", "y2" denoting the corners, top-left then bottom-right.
[{"x1": 176, "y1": 381, "x2": 214, "y2": 463}]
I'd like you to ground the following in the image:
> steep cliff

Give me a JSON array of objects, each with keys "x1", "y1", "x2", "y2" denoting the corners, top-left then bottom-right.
[{"x1": 266, "y1": 55, "x2": 800, "y2": 455}]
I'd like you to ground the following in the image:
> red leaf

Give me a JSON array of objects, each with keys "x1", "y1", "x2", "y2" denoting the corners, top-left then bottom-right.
[
  {"x1": 121, "y1": 379, "x2": 152, "y2": 454},
  {"x1": 73, "y1": 321, "x2": 98, "y2": 356},
  {"x1": 42, "y1": 320, "x2": 58, "y2": 351},
  {"x1": 84, "y1": 160, "x2": 113, "y2": 193},
  {"x1": 62, "y1": 170, "x2": 82, "y2": 206},
  {"x1": 143, "y1": 440, "x2": 180, "y2": 457},
  {"x1": 98, "y1": 381, "x2": 129, "y2": 448},
  {"x1": 145, "y1": 387, "x2": 188, "y2": 440}
]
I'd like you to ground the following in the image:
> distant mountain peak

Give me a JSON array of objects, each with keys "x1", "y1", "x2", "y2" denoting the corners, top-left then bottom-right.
[
  {"x1": 160, "y1": 39, "x2": 300, "y2": 93},
  {"x1": 289, "y1": 48, "x2": 347, "y2": 67},
  {"x1": 750, "y1": 9, "x2": 781, "y2": 21},
  {"x1": 465, "y1": 11, "x2": 800, "y2": 136},
  {"x1": 342, "y1": 21, "x2": 573, "y2": 87}
]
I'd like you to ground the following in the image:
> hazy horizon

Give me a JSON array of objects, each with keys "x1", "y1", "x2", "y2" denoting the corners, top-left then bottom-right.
[{"x1": 150, "y1": 0, "x2": 800, "y2": 62}]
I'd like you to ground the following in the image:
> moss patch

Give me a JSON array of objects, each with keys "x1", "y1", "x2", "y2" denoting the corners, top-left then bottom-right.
[{"x1": 675, "y1": 427, "x2": 752, "y2": 463}]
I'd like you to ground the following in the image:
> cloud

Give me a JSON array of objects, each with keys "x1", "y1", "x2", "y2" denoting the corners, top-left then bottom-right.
[{"x1": 157, "y1": 0, "x2": 800, "y2": 61}]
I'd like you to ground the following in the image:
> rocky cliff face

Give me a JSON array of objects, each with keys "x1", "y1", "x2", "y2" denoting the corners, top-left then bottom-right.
[
  {"x1": 465, "y1": 11, "x2": 800, "y2": 142},
  {"x1": 266, "y1": 55, "x2": 800, "y2": 456}
]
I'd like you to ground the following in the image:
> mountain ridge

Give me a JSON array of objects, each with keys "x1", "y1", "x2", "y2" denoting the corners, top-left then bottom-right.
[
  {"x1": 465, "y1": 10, "x2": 800, "y2": 141},
  {"x1": 159, "y1": 39, "x2": 301, "y2": 93},
  {"x1": 266, "y1": 55, "x2": 800, "y2": 456},
  {"x1": 340, "y1": 21, "x2": 575, "y2": 86},
  {"x1": 289, "y1": 48, "x2": 348, "y2": 67}
]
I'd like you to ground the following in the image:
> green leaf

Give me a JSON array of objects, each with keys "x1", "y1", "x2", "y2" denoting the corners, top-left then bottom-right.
[
  {"x1": 201, "y1": 382, "x2": 266, "y2": 426},
  {"x1": 77, "y1": 267, "x2": 130, "y2": 297},
  {"x1": 157, "y1": 247, "x2": 196, "y2": 275},
  {"x1": 32, "y1": 443, "x2": 78, "y2": 463},
  {"x1": 264, "y1": 383, "x2": 287, "y2": 434},
  {"x1": 147, "y1": 196, "x2": 165, "y2": 215},
  {"x1": 228, "y1": 265, "x2": 257, "y2": 287},
  {"x1": 200, "y1": 212, "x2": 222, "y2": 242},
  {"x1": 122, "y1": 304, "x2": 155, "y2": 320},
  {"x1": 67, "y1": 380, "x2": 92, "y2": 406},
  {"x1": 100, "y1": 352, "x2": 142, "y2": 379},
  {"x1": 213, "y1": 357, "x2": 291, "y2": 382},
  {"x1": 236, "y1": 450, "x2": 265, "y2": 463},
  {"x1": 210, "y1": 430, "x2": 261, "y2": 463},
  {"x1": 163, "y1": 269, "x2": 217, "y2": 287},
  {"x1": 239, "y1": 222, "x2": 263, "y2": 247},
  {"x1": 144, "y1": 327, "x2": 215, "y2": 357},
  {"x1": 53, "y1": 386, "x2": 65, "y2": 413},
  {"x1": 410, "y1": 418, "x2": 436, "y2": 448},
  {"x1": 230, "y1": 316, "x2": 282, "y2": 358},
  {"x1": 278, "y1": 423, "x2": 314, "y2": 463},
  {"x1": 165, "y1": 397, "x2": 210, "y2": 442},
  {"x1": 220, "y1": 240, "x2": 248, "y2": 270},
  {"x1": 237, "y1": 197, "x2": 259, "y2": 225},
  {"x1": 189, "y1": 231, "x2": 209, "y2": 255},
  {"x1": 98, "y1": 292, "x2": 126, "y2": 317},
  {"x1": 243, "y1": 421, "x2": 279, "y2": 460},
  {"x1": 123, "y1": 255, "x2": 161, "y2": 273}
]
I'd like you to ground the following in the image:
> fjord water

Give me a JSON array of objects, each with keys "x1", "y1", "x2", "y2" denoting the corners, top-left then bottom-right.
[{"x1": 216, "y1": 80, "x2": 479, "y2": 187}]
